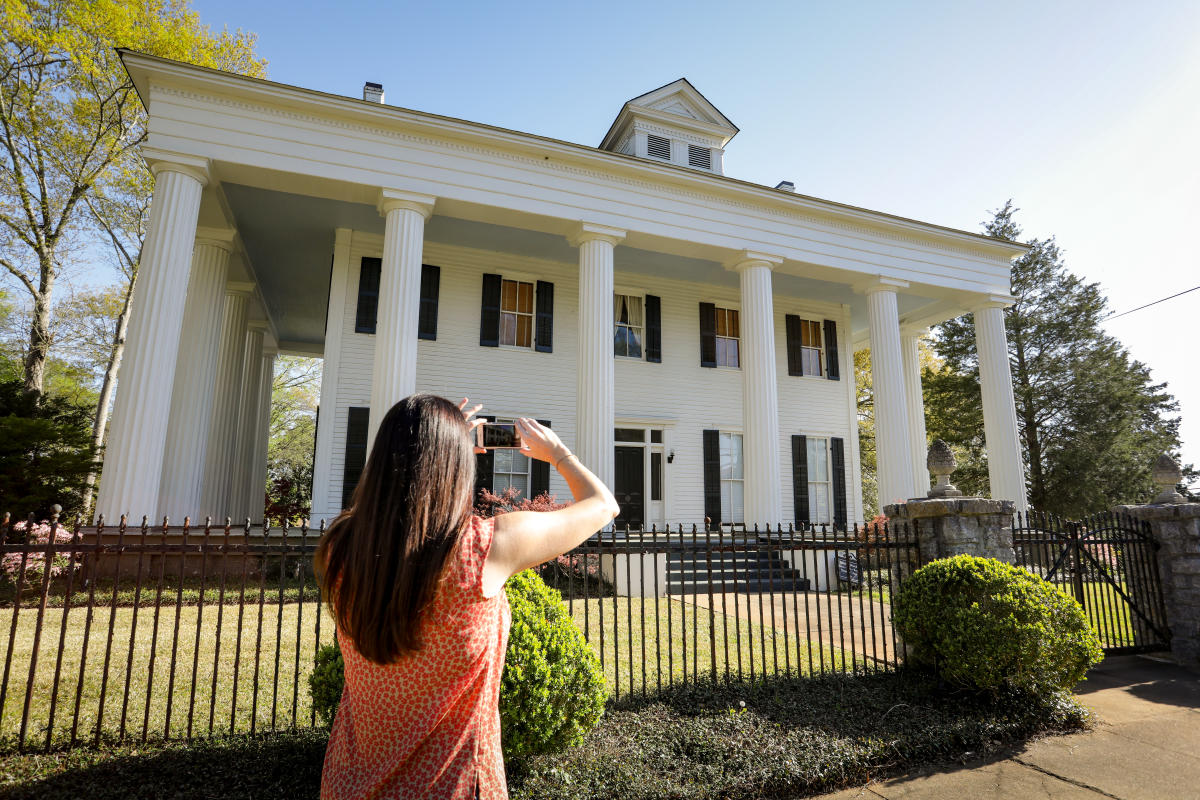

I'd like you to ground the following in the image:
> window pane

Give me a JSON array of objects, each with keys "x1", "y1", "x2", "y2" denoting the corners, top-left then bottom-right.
[
  {"x1": 800, "y1": 319, "x2": 821, "y2": 348},
  {"x1": 807, "y1": 438, "x2": 828, "y2": 481},
  {"x1": 721, "y1": 480, "x2": 731, "y2": 518},
  {"x1": 801, "y1": 348, "x2": 822, "y2": 376},
  {"x1": 518, "y1": 282, "x2": 533, "y2": 314},
  {"x1": 614, "y1": 326, "x2": 629, "y2": 357},
  {"x1": 614, "y1": 294, "x2": 628, "y2": 324},
  {"x1": 501, "y1": 280, "x2": 517, "y2": 312},
  {"x1": 719, "y1": 432, "x2": 734, "y2": 479},
  {"x1": 651, "y1": 452, "x2": 662, "y2": 501},
  {"x1": 625, "y1": 296, "x2": 643, "y2": 327},
  {"x1": 650, "y1": 430, "x2": 663, "y2": 443},
  {"x1": 500, "y1": 313, "x2": 516, "y2": 346},
  {"x1": 494, "y1": 448, "x2": 514, "y2": 472},
  {"x1": 730, "y1": 481, "x2": 745, "y2": 523},
  {"x1": 516, "y1": 315, "x2": 532, "y2": 347},
  {"x1": 615, "y1": 428, "x2": 646, "y2": 442},
  {"x1": 729, "y1": 310, "x2": 740, "y2": 338},
  {"x1": 715, "y1": 308, "x2": 727, "y2": 337},
  {"x1": 809, "y1": 484, "x2": 830, "y2": 525},
  {"x1": 727, "y1": 338, "x2": 739, "y2": 368},
  {"x1": 626, "y1": 327, "x2": 642, "y2": 358},
  {"x1": 731, "y1": 433, "x2": 743, "y2": 479}
]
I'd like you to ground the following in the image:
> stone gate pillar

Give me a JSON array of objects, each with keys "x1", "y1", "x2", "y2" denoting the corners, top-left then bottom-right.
[{"x1": 1114, "y1": 455, "x2": 1200, "y2": 666}]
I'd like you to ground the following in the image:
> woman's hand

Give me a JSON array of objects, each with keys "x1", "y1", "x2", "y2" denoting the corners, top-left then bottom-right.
[
  {"x1": 514, "y1": 418, "x2": 570, "y2": 464},
  {"x1": 458, "y1": 397, "x2": 486, "y2": 454}
]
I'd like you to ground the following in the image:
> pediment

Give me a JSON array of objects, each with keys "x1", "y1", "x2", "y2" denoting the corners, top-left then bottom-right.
[{"x1": 628, "y1": 79, "x2": 736, "y2": 132}]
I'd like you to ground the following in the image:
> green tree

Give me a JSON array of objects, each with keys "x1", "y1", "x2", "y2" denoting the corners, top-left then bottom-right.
[
  {"x1": 928, "y1": 201, "x2": 1188, "y2": 516},
  {"x1": 0, "y1": 378, "x2": 96, "y2": 517},
  {"x1": 0, "y1": 0, "x2": 265, "y2": 397},
  {"x1": 265, "y1": 356, "x2": 320, "y2": 523}
]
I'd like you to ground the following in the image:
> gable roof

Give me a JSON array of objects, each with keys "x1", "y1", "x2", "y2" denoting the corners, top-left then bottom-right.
[{"x1": 599, "y1": 78, "x2": 738, "y2": 151}]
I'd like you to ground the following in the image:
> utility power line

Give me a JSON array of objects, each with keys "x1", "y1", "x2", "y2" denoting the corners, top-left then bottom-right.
[{"x1": 1105, "y1": 285, "x2": 1200, "y2": 321}]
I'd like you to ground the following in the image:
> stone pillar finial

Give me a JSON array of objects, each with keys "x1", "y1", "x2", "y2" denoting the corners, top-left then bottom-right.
[
  {"x1": 927, "y1": 439, "x2": 962, "y2": 498},
  {"x1": 1152, "y1": 453, "x2": 1185, "y2": 504}
]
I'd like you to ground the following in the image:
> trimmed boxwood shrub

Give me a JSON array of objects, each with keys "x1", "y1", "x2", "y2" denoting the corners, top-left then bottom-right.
[
  {"x1": 307, "y1": 569, "x2": 607, "y2": 762},
  {"x1": 893, "y1": 555, "x2": 1103, "y2": 693}
]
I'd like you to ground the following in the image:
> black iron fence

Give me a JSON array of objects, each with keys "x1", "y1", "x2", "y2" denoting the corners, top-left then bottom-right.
[
  {"x1": 1012, "y1": 510, "x2": 1170, "y2": 655},
  {"x1": 0, "y1": 513, "x2": 919, "y2": 753}
]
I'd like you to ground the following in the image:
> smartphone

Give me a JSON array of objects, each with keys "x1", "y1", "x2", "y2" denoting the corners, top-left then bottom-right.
[{"x1": 477, "y1": 422, "x2": 523, "y2": 449}]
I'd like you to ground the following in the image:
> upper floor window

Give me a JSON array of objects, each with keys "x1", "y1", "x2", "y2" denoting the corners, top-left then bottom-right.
[
  {"x1": 500, "y1": 278, "x2": 534, "y2": 348},
  {"x1": 786, "y1": 315, "x2": 840, "y2": 380},
  {"x1": 614, "y1": 294, "x2": 643, "y2": 358},
  {"x1": 714, "y1": 306, "x2": 740, "y2": 368}
]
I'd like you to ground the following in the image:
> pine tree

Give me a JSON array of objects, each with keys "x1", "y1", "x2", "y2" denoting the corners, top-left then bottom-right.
[{"x1": 927, "y1": 201, "x2": 1189, "y2": 516}]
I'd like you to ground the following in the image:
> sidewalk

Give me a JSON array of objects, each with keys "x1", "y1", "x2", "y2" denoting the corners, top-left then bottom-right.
[{"x1": 820, "y1": 655, "x2": 1200, "y2": 799}]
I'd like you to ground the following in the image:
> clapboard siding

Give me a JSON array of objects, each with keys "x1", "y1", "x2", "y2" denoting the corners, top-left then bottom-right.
[{"x1": 312, "y1": 231, "x2": 862, "y2": 526}]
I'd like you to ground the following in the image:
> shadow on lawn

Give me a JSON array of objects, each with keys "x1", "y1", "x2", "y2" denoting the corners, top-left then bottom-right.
[{"x1": 0, "y1": 730, "x2": 328, "y2": 800}]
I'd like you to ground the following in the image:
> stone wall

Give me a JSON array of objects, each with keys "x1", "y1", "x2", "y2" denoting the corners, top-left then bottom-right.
[{"x1": 885, "y1": 497, "x2": 1017, "y2": 567}]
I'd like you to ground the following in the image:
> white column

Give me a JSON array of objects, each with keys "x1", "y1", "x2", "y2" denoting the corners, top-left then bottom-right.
[
  {"x1": 973, "y1": 299, "x2": 1029, "y2": 511},
  {"x1": 158, "y1": 230, "x2": 234, "y2": 522},
  {"x1": 229, "y1": 322, "x2": 267, "y2": 520},
  {"x1": 96, "y1": 154, "x2": 208, "y2": 522},
  {"x1": 731, "y1": 252, "x2": 784, "y2": 527},
  {"x1": 367, "y1": 189, "x2": 435, "y2": 445},
  {"x1": 310, "y1": 229, "x2": 352, "y2": 523},
  {"x1": 201, "y1": 283, "x2": 253, "y2": 518},
  {"x1": 249, "y1": 348, "x2": 277, "y2": 524},
  {"x1": 569, "y1": 222, "x2": 626, "y2": 492},
  {"x1": 865, "y1": 278, "x2": 915, "y2": 512},
  {"x1": 901, "y1": 331, "x2": 929, "y2": 498}
]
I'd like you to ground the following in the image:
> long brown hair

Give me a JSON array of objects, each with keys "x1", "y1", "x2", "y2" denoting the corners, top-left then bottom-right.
[{"x1": 315, "y1": 394, "x2": 476, "y2": 664}]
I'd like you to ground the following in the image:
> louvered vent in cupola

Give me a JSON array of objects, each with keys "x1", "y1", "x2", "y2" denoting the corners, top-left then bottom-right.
[
  {"x1": 647, "y1": 134, "x2": 671, "y2": 160},
  {"x1": 688, "y1": 144, "x2": 712, "y2": 170}
]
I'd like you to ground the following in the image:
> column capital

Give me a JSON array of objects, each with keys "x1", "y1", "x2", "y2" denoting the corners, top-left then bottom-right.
[
  {"x1": 968, "y1": 293, "x2": 1017, "y2": 312},
  {"x1": 856, "y1": 276, "x2": 911, "y2": 295},
  {"x1": 194, "y1": 226, "x2": 236, "y2": 252},
  {"x1": 142, "y1": 147, "x2": 210, "y2": 186},
  {"x1": 377, "y1": 188, "x2": 436, "y2": 219},
  {"x1": 246, "y1": 319, "x2": 271, "y2": 333},
  {"x1": 225, "y1": 280, "x2": 256, "y2": 297},
  {"x1": 568, "y1": 221, "x2": 625, "y2": 248},
  {"x1": 899, "y1": 324, "x2": 929, "y2": 338},
  {"x1": 725, "y1": 250, "x2": 784, "y2": 272}
]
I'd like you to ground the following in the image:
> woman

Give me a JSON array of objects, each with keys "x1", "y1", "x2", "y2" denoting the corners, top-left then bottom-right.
[{"x1": 316, "y1": 394, "x2": 618, "y2": 800}]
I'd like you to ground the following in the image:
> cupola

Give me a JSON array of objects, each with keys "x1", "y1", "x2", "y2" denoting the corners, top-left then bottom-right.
[{"x1": 599, "y1": 78, "x2": 738, "y2": 175}]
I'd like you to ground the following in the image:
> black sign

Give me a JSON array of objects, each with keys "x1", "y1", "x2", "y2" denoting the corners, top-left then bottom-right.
[{"x1": 837, "y1": 551, "x2": 861, "y2": 586}]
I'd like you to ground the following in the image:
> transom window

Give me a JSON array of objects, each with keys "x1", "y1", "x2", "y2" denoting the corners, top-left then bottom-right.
[
  {"x1": 491, "y1": 417, "x2": 530, "y2": 494},
  {"x1": 800, "y1": 319, "x2": 823, "y2": 376},
  {"x1": 720, "y1": 431, "x2": 744, "y2": 524},
  {"x1": 500, "y1": 279, "x2": 534, "y2": 348},
  {"x1": 614, "y1": 294, "x2": 644, "y2": 358},
  {"x1": 715, "y1": 307, "x2": 740, "y2": 368},
  {"x1": 807, "y1": 437, "x2": 832, "y2": 525}
]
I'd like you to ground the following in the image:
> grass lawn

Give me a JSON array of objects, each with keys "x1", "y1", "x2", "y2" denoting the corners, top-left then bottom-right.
[
  {"x1": 0, "y1": 672, "x2": 1092, "y2": 800},
  {"x1": 0, "y1": 592, "x2": 858, "y2": 750}
]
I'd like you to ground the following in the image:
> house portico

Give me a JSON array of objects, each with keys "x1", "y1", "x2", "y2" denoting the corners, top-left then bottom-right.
[{"x1": 96, "y1": 51, "x2": 1031, "y2": 526}]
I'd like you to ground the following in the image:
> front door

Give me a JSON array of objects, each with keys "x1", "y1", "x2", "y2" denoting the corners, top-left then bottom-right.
[{"x1": 614, "y1": 446, "x2": 645, "y2": 529}]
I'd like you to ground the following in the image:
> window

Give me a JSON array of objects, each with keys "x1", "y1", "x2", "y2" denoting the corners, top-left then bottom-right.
[
  {"x1": 614, "y1": 294, "x2": 644, "y2": 358},
  {"x1": 651, "y1": 452, "x2": 663, "y2": 501},
  {"x1": 647, "y1": 134, "x2": 671, "y2": 160},
  {"x1": 687, "y1": 144, "x2": 711, "y2": 170},
  {"x1": 491, "y1": 418, "x2": 530, "y2": 495},
  {"x1": 800, "y1": 319, "x2": 823, "y2": 376},
  {"x1": 715, "y1": 307, "x2": 740, "y2": 368},
  {"x1": 720, "y1": 432, "x2": 744, "y2": 524},
  {"x1": 807, "y1": 437, "x2": 832, "y2": 525},
  {"x1": 500, "y1": 278, "x2": 534, "y2": 348}
]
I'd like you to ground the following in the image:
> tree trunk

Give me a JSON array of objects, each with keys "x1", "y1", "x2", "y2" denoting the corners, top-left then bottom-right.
[
  {"x1": 22, "y1": 257, "x2": 56, "y2": 397},
  {"x1": 81, "y1": 271, "x2": 135, "y2": 515}
]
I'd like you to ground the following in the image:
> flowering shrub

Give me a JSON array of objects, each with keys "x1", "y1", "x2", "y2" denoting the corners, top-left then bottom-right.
[
  {"x1": 1, "y1": 520, "x2": 78, "y2": 590},
  {"x1": 475, "y1": 486, "x2": 566, "y2": 517}
]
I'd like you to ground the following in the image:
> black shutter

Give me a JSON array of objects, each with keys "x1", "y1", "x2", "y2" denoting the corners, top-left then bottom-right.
[
  {"x1": 535, "y1": 281, "x2": 554, "y2": 353},
  {"x1": 354, "y1": 257, "x2": 381, "y2": 334},
  {"x1": 785, "y1": 314, "x2": 802, "y2": 376},
  {"x1": 702, "y1": 429, "x2": 721, "y2": 528},
  {"x1": 831, "y1": 437, "x2": 848, "y2": 531},
  {"x1": 823, "y1": 319, "x2": 840, "y2": 381},
  {"x1": 473, "y1": 415, "x2": 496, "y2": 503},
  {"x1": 529, "y1": 419, "x2": 552, "y2": 497},
  {"x1": 341, "y1": 407, "x2": 371, "y2": 510},
  {"x1": 418, "y1": 264, "x2": 440, "y2": 340},
  {"x1": 645, "y1": 294, "x2": 662, "y2": 363},
  {"x1": 792, "y1": 435, "x2": 809, "y2": 527},
  {"x1": 699, "y1": 302, "x2": 717, "y2": 368},
  {"x1": 479, "y1": 273, "x2": 502, "y2": 347}
]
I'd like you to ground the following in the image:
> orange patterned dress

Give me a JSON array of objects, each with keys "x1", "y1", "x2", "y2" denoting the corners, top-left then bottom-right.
[{"x1": 320, "y1": 516, "x2": 512, "y2": 800}]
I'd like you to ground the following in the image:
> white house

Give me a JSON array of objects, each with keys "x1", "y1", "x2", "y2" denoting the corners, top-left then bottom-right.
[{"x1": 96, "y1": 51, "x2": 1029, "y2": 529}]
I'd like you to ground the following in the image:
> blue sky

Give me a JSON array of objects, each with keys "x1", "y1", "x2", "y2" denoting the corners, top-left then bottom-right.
[{"x1": 189, "y1": 0, "x2": 1200, "y2": 473}]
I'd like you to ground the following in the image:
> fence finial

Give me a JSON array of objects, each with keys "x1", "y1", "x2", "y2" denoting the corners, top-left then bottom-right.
[
  {"x1": 1152, "y1": 453, "x2": 1186, "y2": 504},
  {"x1": 926, "y1": 440, "x2": 963, "y2": 498}
]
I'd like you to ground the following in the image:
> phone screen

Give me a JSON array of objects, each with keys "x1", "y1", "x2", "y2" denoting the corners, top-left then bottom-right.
[{"x1": 480, "y1": 423, "x2": 522, "y2": 449}]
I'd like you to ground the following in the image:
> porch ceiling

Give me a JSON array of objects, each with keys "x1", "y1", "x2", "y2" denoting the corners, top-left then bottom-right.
[{"x1": 221, "y1": 183, "x2": 938, "y2": 350}]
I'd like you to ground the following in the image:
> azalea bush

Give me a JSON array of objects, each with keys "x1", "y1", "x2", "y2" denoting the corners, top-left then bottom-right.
[{"x1": 1, "y1": 520, "x2": 78, "y2": 591}]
